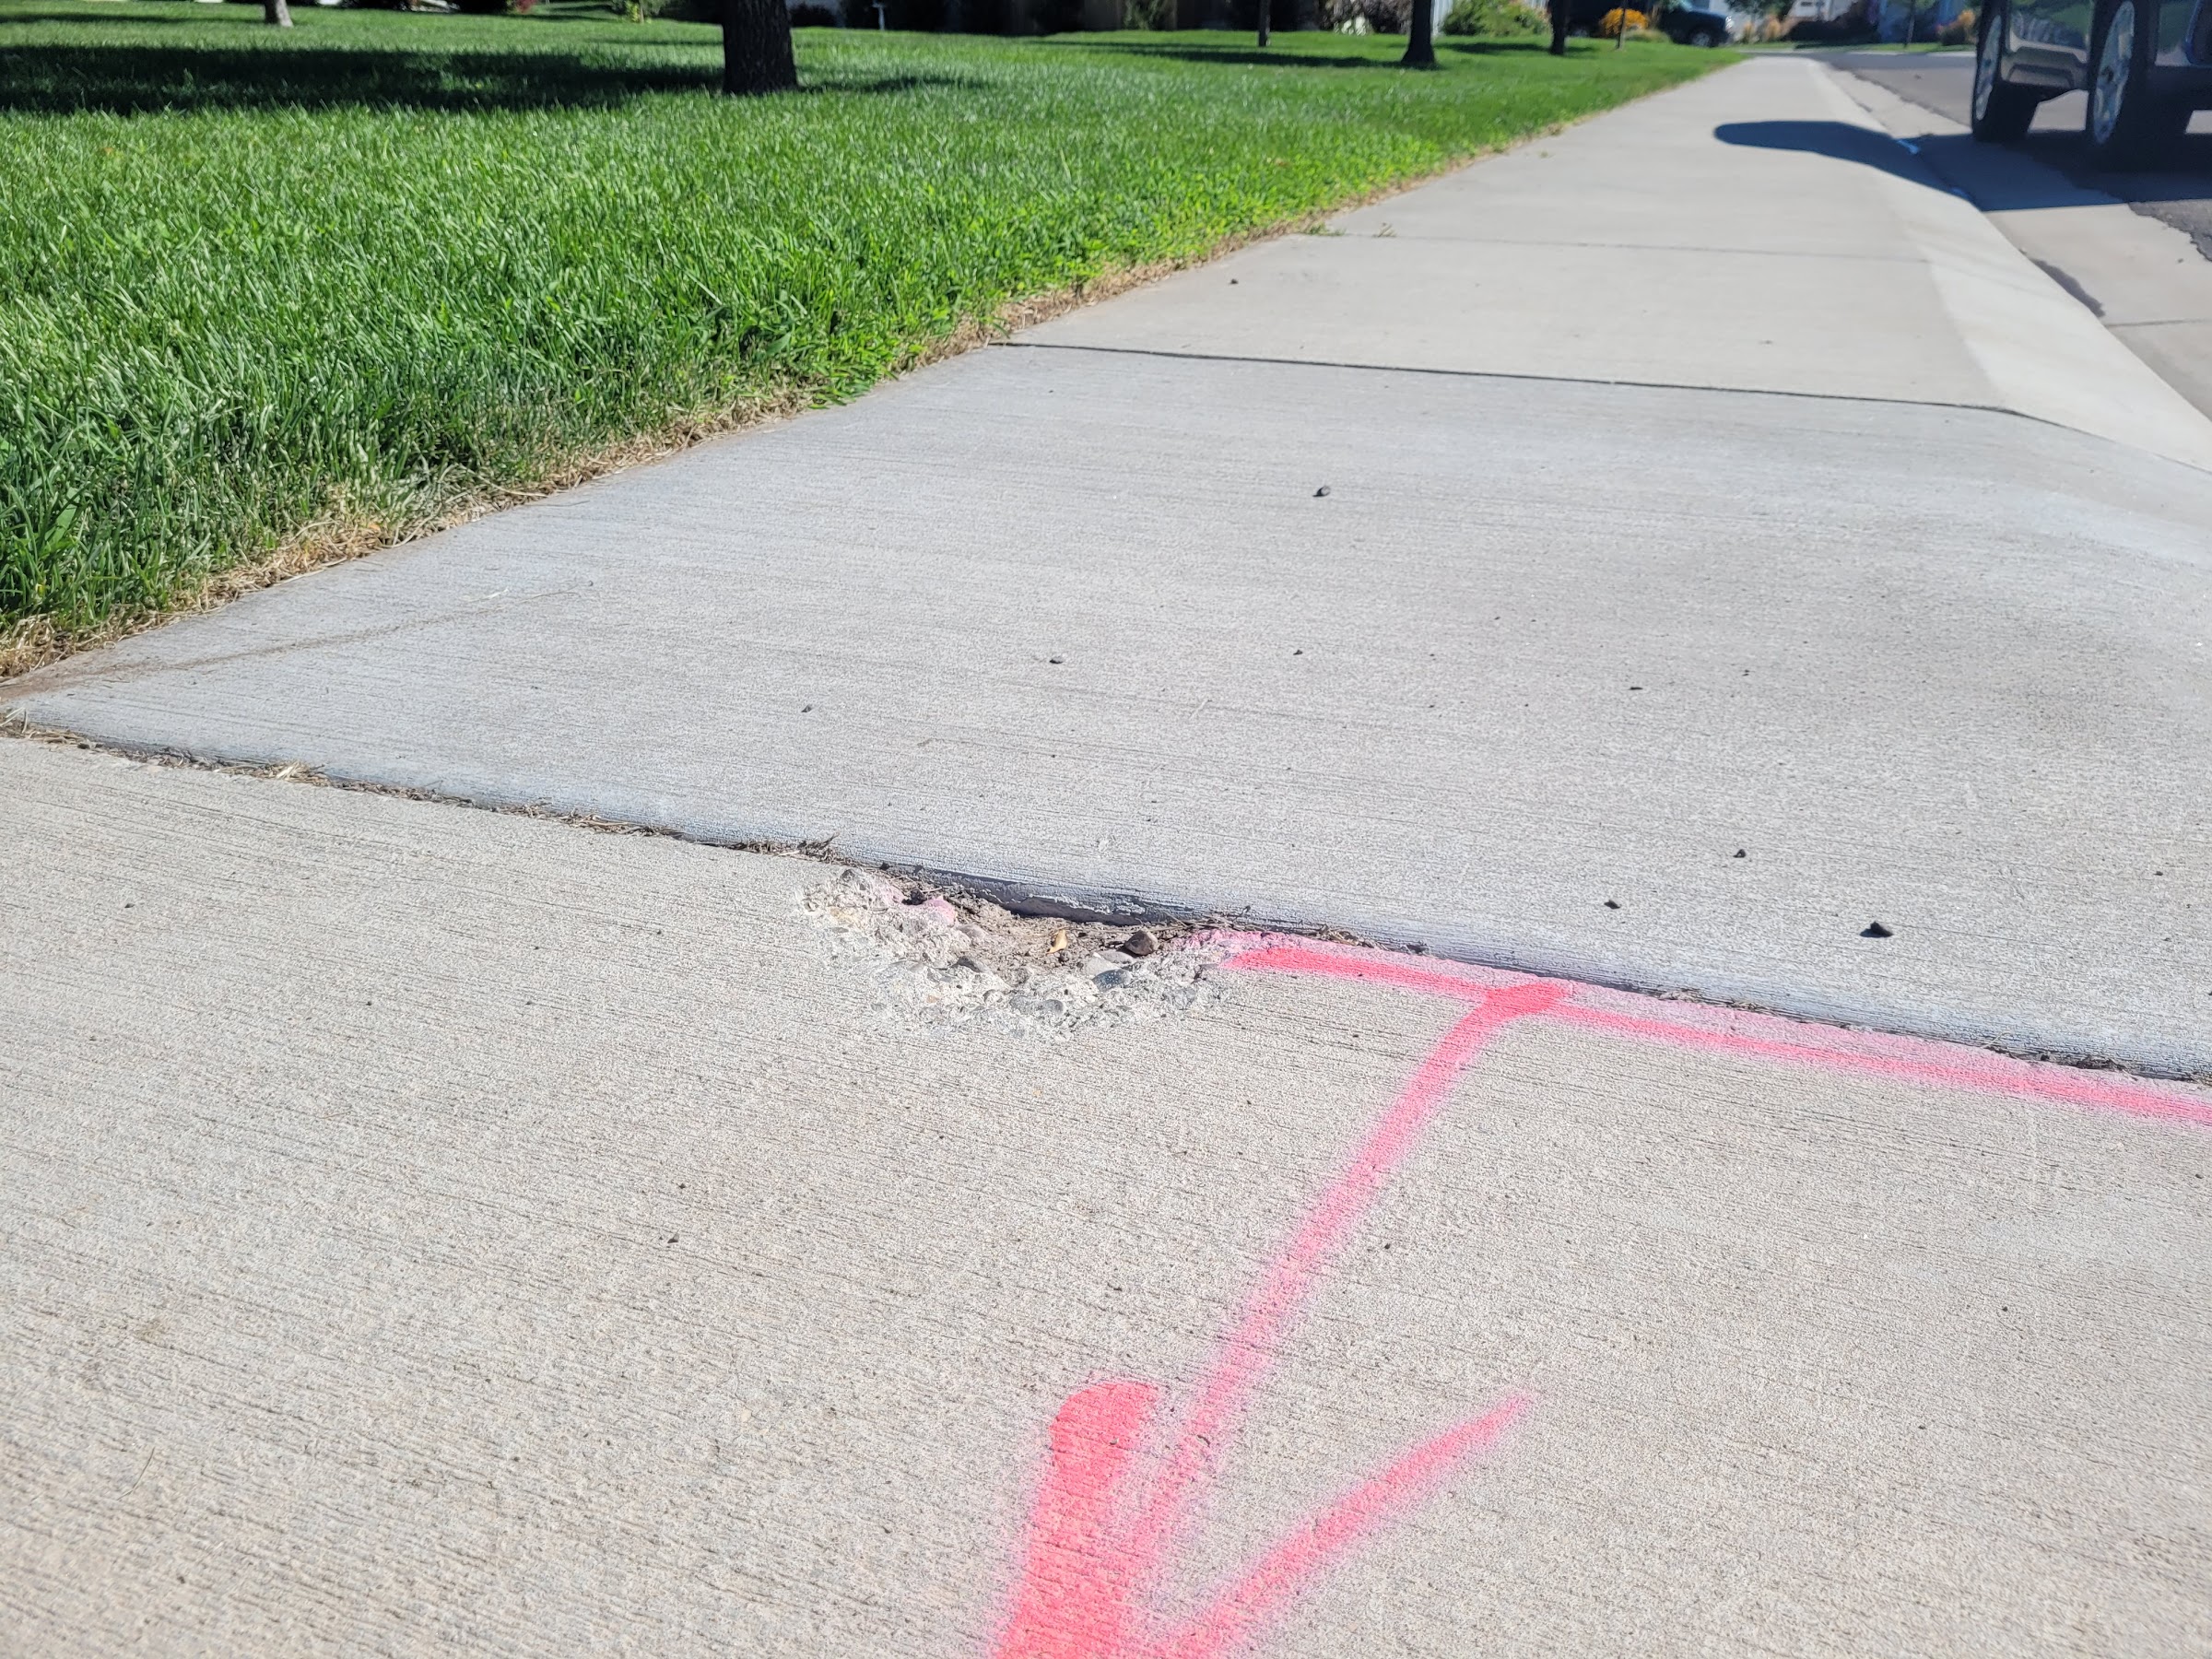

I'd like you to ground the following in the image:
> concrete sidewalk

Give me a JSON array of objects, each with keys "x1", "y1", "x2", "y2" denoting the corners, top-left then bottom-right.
[
  {"x1": 10, "y1": 61, "x2": 2209, "y2": 1074},
  {"x1": 1030, "y1": 55, "x2": 2212, "y2": 466},
  {"x1": 10, "y1": 54, "x2": 2212, "y2": 1657},
  {"x1": 1829, "y1": 55, "x2": 2212, "y2": 422},
  {"x1": 6, "y1": 738, "x2": 2209, "y2": 1657}
]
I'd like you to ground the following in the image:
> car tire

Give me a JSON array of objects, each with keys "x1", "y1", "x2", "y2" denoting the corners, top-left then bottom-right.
[
  {"x1": 1970, "y1": 0, "x2": 2041, "y2": 142},
  {"x1": 1695, "y1": 22, "x2": 1722, "y2": 44},
  {"x1": 2086, "y1": 0, "x2": 2188, "y2": 168}
]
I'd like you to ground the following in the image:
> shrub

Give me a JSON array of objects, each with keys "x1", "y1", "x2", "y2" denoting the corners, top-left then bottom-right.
[
  {"x1": 1935, "y1": 5, "x2": 1975, "y2": 42},
  {"x1": 1441, "y1": 0, "x2": 1546, "y2": 34},
  {"x1": 1594, "y1": 6, "x2": 1645, "y2": 32}
]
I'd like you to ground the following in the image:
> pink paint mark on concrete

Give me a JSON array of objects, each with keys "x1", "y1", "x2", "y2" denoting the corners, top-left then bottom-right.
[
  {"x1": 1210, "y1": 931, "x2": 2212, "y2": 1129},
  {"x1": 990, "y1": 933, "x2": 2210, "y2": 1659},
  {"x1": 994, "y1": 981, "x2": 1550, "y2": 1659},
  {"x1": 1151, "y1": 1394, "x2": 1530, "y2": 1659},
  {"x1": 1121, "y1": 980, "x2": 1565, "y2": 1593},
  {"x1": 1547, "y1": 1001, "x2": 2212, "y2": 1127},
  {"x1": 1213, "y1": 936, "x2": 1508, "y2": 1004},
  {"x1": 998, "y1": 1382, "x2": 1161, "y2": 1659}
]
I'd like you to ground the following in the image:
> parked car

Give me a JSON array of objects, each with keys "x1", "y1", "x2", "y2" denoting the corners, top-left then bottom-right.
[
  {"x1": 1657, "y1": 0, "x2": 1733, "y2": 43},
  {"x1": 1971, "y1": 0, "x2": 2212, "y2": 164}
]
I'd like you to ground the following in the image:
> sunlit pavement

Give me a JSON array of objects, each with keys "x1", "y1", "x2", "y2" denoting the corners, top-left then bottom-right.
[{"x1": 7, "y1": 58, "x2": 2212, "y2": 1656}]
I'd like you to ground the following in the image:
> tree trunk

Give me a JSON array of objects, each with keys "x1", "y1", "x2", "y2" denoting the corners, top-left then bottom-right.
[
  {"x1": 263, "y1": 0, "x2": 293, "y2": 26},
  {"x1": 724, "y1": 0, "x2": 797, "y2": 95},
  {"x1": 1547, "y1": 0, "x2": 1567, "y2": 52},
  {"x1": 1256, "y1": 0, "x2": 1269, "y2": 47},
  {"x1": 1401, "y1": 0, "x2": 1433, "y2": 63}
]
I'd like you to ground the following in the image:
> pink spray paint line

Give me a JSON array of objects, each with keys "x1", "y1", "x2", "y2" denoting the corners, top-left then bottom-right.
[
  {"x1": 1209, "y1": 933, "x2": 2212, "y2": 1129},
  {"x1": 992, "y1": 933, "x2": 2211, "y2": 1659},
  {"x1": 1119, "y1": 979, "x2": 1568, "y2": 1598},
  {"x1": 994, "y1": 981, "x2": 1559, "y2": 1659},
  {"x1": 997, "y1": 1382, "x2": 1161, "y2": 1659},
  {"x1": 1148, "y1": 1394, "x2": 1529, "y2": 1659}
]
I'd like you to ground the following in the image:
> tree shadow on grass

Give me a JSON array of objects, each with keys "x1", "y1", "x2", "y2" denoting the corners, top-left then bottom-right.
[
  {"x1": 1038, "y1": 35, "x2": 1560, "y2": 67},
  {"x1": 0, "y1": 42, "x2": 966, "y2": 112}
]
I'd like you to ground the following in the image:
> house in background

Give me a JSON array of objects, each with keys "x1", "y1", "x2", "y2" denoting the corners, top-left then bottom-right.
[{"x1": 1784, "y1": 0, "x2": 1970, "y2": 33}]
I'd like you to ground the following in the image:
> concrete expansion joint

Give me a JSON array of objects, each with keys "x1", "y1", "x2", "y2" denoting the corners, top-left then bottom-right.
[
  {"x1": 10, "y1": 717, "x2": 2201, "y2": 1088},
  {"x1": 1001, "y1": 338, "x2": 2037, "y2": 427}
]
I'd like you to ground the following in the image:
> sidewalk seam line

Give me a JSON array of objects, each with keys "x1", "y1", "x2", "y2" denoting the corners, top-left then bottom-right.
[
  {"x1": 6, "y1": 723, "x2": 2202, "y2": 1088},
  {"x1": 1003, "y1": 340, "x2": 2022, "y2": 422}
]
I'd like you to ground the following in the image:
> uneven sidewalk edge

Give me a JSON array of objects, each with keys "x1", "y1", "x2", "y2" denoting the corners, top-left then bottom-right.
[{"x1": 13, "y1": 724, "x2": 2202, "y2": 1089}]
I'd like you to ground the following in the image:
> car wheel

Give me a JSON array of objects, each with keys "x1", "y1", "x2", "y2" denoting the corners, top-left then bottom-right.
[
  {"x1": 1695, "y1": 23, "x2": 1722, "y2": 44},
  {"x1": 1970, "y1": 0, "x2": 2041, "y2": 143},
  {"x1": 2086, "y1": 0, "x2": 2188, "y2": 168}
]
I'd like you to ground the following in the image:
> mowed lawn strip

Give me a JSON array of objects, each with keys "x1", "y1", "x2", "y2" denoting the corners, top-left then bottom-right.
[{"x1": 0, "y1": 3, "x2": 1726, "y2": 656}]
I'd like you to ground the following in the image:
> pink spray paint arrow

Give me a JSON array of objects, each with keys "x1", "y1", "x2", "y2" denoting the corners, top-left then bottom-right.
[
  {"x1": 990, "y1": 935, "x2": 2212, "y2": 1659},
  {"x1": 994, "y1": 975, "x2": 1566, "y2": 1659}
]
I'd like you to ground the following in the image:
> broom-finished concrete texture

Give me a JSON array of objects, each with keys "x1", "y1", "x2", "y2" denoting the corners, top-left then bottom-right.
[
  {"x1": 1028, "y1": 56, "x2": 2212, "y2": 470},
  {"x1": 13, "y1": 350, "x2": 2212, "y2": 1073},
  {"x1": 6, "y1": 739, "x2": 2210, "y2": 1657},
  {"x1": 9, "y1": 56, "x2": 2210, "y2": 1080}
]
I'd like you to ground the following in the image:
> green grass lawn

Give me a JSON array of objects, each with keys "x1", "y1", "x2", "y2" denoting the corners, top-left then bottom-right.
[{"x1": 0, "y1": 2, "x2": 1727, "y2": 656}]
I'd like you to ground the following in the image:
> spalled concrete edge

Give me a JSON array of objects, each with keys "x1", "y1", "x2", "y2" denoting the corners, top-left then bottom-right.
[
  {"x1": 8, "y1": 722, "x2": 2202, "y2": 1088},
  {"x1": 939, "y1": 860, "x2": 2212, "y2": 1088},
  {"x1": 1820, "y1": 63, "x2": 2212, "y2": 467}
]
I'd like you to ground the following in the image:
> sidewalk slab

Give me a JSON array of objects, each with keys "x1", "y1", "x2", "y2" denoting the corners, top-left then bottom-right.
[
  {"x1": 9, "y1": 56, "x2": 2212, "y2": 1076},
  {"x1": 6, "y1": 739, "x2": 2210, "y2": 1656},
  {"x1": 1029, "y1": 56, "x2": 2212, "y2": 471},
  {"x1": 11, "y1": 347, "x2": 2211, "y2": 1075}
]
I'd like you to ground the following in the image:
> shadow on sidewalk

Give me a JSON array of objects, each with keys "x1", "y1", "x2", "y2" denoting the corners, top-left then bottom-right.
[{"x1": 1716, "y1": 117, "x2": 2085, "y2": 210}]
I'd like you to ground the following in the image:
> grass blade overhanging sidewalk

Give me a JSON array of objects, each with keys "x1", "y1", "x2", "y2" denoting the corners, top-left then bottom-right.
[{"x1": 0, "y1": 1, "x2": 1724, "y2": 670}]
